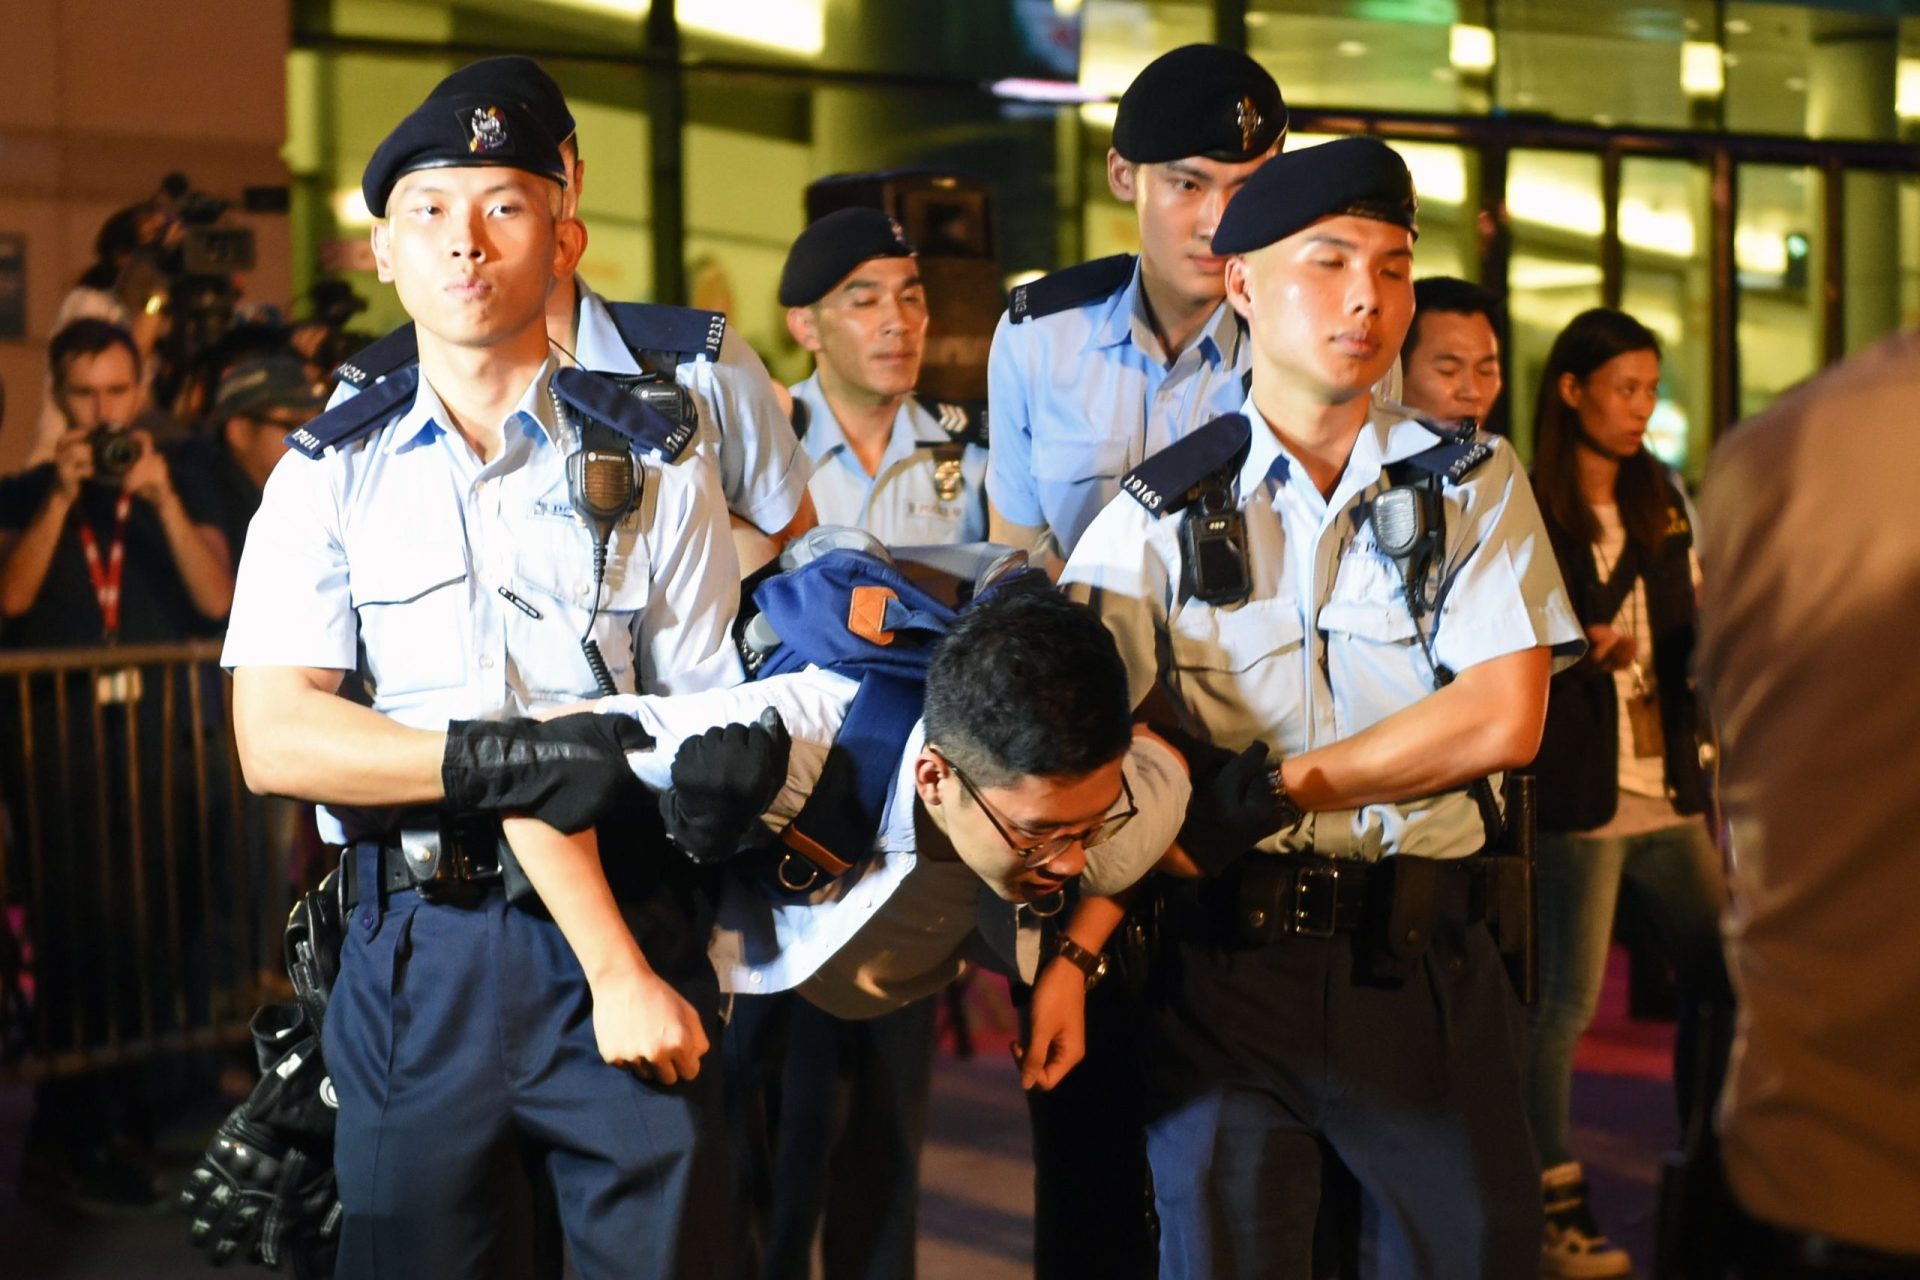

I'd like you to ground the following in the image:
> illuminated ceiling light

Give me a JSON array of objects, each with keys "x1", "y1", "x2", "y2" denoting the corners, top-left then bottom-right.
[
  {"x1": 1052, "y1": 0, "x2": 1083, "y2": 14},
  {"x1": 1078, "y1": 102, "x2": 1119, "y2": 129},
  {"x1": 1682, "y1": 42, "x2": 1725, "y2": 98},
  {"x1": 993, "y1": 78, "x2": 1107, "y2": 104},
  {"x1": 1338, "y1": 40, "x2": 1368, "y2": 58},
  {"x1": 1897, "y1": 59, "x2": 1920, "y2": 118},
  {"x1": 1449, "y1": 24, "x2": 1496, "y2": 74},
  {"x1": 1786, "y1": 76, "x2": 1807, "y2": 93},
  {"x1": 1396, "y1": 144, "x2": 1467, "y2": 205},
  {"x1": 550, "y1": 0, "x2": 825, "y2": 56},
  {"x1": 1734, "y1": 227, "x2": 1789, "y2": 276},
  {"x1": 333, "y1": 187, "x2": 374, "y2": 229},
  {"x1": 1724, "y1": 17, "x2": 1751, "y2": 36}
]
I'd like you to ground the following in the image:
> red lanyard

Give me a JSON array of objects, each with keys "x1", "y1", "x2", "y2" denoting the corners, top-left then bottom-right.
[{"x1": 75, "y1": 493, "x2": 133, "y2": 640}]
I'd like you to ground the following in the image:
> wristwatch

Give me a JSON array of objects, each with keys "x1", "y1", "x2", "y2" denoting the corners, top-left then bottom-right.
[
  {"x1": 1268, "y1": 761, "x2": 1307, "y2": 835},
  {"x1": 1049, "y1": 935, "x2": 1109, "y2": 989}
]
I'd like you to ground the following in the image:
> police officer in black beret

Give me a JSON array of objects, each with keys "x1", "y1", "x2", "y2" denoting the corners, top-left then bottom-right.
[
  {"x1": 981, "y1": 41, "x2": 1288, "y2": 1280},
  {"x1": 1051, "y1": 135, "x2": 1585, "y2": 1277},
  {"x1": 218, "y1": 87, "x2": 746, "y2": 1279}
]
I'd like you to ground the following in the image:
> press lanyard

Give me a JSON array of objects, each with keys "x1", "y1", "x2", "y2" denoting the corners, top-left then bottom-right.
[{"x1": 75, "y1": 493, "x2": 133, "y2": 640}]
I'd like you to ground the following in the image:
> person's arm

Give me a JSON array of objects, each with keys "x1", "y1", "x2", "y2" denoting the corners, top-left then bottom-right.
[
  {"x1": 634, "y1": 459, "x2": 745, "y2": 696},
  {"x1": 231, "y1": 665, "x2": 445, "y2": 805},
  {"x1": 1017, "y1": 891, "x2": 1130, "y2": 1092},
  {"x1": 123, "y1": 431, "x2": 234, "y2": 620},
  {"x1": 0, "y1": 445, "x2": 87, "y2": 619},
  {"x1": 1286, "y1": 646, "x2": 1551, "y2": 811},
  {"x1": 985, "y1": 313, "x2": 1062, "y2": 572},
  {"x1": 497, "y1": 818, "x2": 709, "y2": 1084},
  {"x1": 704, "y1": 329, "x2": 815, "y2": 543}
]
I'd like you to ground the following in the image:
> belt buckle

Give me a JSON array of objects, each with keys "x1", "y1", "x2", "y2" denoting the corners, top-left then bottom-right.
[
  {"x1": 403, "y1": 813, "x2": 503, "y2": 902},
  {"x1": 1292, "y1": 863, "x2": 1340, "y2": 938}
]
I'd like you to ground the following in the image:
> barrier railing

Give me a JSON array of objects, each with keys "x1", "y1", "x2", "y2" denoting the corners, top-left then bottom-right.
[{"x1": 0, "y1": 640, "x2": 278, "y2": 1082}]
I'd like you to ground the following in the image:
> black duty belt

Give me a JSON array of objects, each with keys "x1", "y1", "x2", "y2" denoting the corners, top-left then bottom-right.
[
  {"x1": 1217, "y1": 851, "x2": 1492, "y2": 947},
  {"x1": 341, "y1": 811, "x2": 508, "y2": 908}
]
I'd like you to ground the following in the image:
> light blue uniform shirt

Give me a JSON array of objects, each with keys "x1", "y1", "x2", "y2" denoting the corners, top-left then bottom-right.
[
  {"x1": 987, "y1": 257, "x2": 1251, "y2": 559},
  {"x1": 1061, "y1": 398, "x2": 1582, "y2": 861},
  {"x1": 224, "y1": 361, "x2": 743, "y2": 842},
  {"x1": 789, "y1": 373, "x2": 987, "y2": 546},
  {"x1": 572, "y1": 281, "x2": 812, "y2": 535}
]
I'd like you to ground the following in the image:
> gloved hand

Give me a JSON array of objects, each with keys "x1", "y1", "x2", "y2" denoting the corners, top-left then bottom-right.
[
  {"x1": 181, "y1": 1004, "x2": 340, "y2": 1268},
  {"x1": 442, "y1": 713, "x2": 656, "y2": 834},
  {"x1": 1154, "y1": 723, "x2": 1298, "y2": 877},
  {"x1": 660, "y1": 708, "x2": 792, "y2": 864},
  {"x1": 181, "y1": 1115, "x2": 341, "y2": 1268}
]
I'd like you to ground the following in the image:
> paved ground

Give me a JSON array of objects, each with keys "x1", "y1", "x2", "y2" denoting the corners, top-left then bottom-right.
[{"x1": 0, "y1": 959, "x2": 1675, "y2": 1279}]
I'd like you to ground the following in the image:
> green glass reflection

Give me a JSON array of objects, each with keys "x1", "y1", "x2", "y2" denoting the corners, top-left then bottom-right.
[
  {"x1": 1735, "y1": 164, "x2": 1824, "y2": 418},
  {"x1": 1505, "y1": 149, "x2": 1603, "y2": 461},
  {"x1": 1619, "y1": 156, "x2": 1710, "y2": 481}
]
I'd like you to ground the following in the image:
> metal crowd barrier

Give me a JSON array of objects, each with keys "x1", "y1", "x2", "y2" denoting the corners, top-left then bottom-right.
[{"x1": 0, "y1": 640, "x2": 277, "y2": 1083}]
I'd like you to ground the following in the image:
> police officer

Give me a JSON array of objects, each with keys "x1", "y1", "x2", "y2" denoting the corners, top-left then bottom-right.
[
  {"x1": 220, "y1": 91, "x2": 742, "y2": 1278},
  {"x1": 781, "y1": 207, "x2": 988, "y2": 546},
  {"x1": 987, "y1": 43, "x2": 1285, "y2": 571},
  {"x1": 1057, "y1": 136, "x2": 1583, "y2": 1277},
  {"x1": 982, "y1": 42, "x2": 1286, "y2": 1278},
  {"x1": 336, "y1": 56, "x2": 817, "y2": 551}
]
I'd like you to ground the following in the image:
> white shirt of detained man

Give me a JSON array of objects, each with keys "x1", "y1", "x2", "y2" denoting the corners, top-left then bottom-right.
[{"x1": 597, "y1": 670, "x2": 1191, "y2": 1017}]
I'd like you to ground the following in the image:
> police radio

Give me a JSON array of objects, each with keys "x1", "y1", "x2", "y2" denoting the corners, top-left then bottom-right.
[
  {"x1": 1371, "y1": 483, "x2": 1443, "y2": 616},
  {"x1": 565, "y1": 419, "x2": 642, "y2": 696},
  {"x1": 1179, "y1": 483, "x2": 1251, "y2": 607}
]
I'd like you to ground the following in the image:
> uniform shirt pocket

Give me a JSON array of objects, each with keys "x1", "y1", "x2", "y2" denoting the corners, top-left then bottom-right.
[
  {"x1": 348, "y1": 551, "x2": 469, "y2": 700},
  {"x1": 515, "y1": 524, "x2": 655, "y2": 697},
  {"x1": 1166, "y1": 597, "x2": 1307, "y2": 744},
  {"x1": 1029, "y1": 432, "x2": 1132, "y2": 483},
  {"x1": 1317, "y1": 552, "x2": 1434, "y2": 735}
]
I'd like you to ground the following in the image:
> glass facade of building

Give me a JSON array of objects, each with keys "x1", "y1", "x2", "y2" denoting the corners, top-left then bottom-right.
[{"x1": 289, "y1": 0, "x2": 1920, "y2": 478}]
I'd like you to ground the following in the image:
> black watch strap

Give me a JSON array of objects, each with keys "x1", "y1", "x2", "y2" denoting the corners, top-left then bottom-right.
[{"x1": 1050, "y1": 935, "x2": 1108, "y2": 988}]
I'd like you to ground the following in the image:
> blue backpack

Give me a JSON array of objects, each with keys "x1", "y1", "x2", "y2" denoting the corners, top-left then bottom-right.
[{"x1": 737, "y1": 532, "x2": 1043, "y2": 891}]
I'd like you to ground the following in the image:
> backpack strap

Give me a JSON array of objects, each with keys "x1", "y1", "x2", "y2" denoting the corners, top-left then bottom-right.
[
  {"x1": 286, "y1": 366, "x2": 420, "y2": 459},
  {"x1": 1008, "y1": 254, "x2": 1133, "y2": 325},
  {"x1": 778, "y1": 671, "x2": 926, "y2": 886}
]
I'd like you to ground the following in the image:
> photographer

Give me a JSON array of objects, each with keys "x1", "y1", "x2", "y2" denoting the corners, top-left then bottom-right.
[{"x1": 0, "y1": 318, "x2": 233, "y2": 641}]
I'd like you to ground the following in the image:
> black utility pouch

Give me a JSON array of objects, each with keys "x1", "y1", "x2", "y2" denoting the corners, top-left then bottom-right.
[
  {"x1": 1232, "y1": 856, "x2": 1290, "y2": 947},
  {"x1": 1110, "y1": 881, "x2": 1164, "y2": 992},
  {"x1": 1480, "y1": 855, "x2": 1536, "y2": 1005},
  {"x1": 1362, "y1": 856, "x2": 1443, "y2": 984}
]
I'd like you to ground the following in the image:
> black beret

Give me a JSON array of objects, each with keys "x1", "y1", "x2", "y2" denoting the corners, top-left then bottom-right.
[
  {"x1": 430, "y1": 56, "x2": 576, "y2": 147},
  {"x1": 778, "y1": 208, "x2": 917, "y2": 307},
  {"x1": 362, "y1": 94, "x2": 568, "y2": 219},
  {"x1": 1211, "y1": 136, "x2": 1418, "y2": 256},
  {"x1": 1112, "y1": 44, "x2": 1287, "y2": 165}
]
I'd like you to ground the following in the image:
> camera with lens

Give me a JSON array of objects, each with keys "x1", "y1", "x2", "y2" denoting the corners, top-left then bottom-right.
[{"x1": 89, "y1": 425, "x2": 141, "y2": 481}]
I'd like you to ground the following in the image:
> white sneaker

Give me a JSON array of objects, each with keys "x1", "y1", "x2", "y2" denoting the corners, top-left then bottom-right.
[{"x1": 1541, "y1": 1161, "x2": 1633, "y2": 1278}]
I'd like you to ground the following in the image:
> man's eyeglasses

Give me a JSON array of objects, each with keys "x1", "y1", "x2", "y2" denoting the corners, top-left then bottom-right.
[{"x1": 936, "y1": 752, "x2": 1136, "y2": 871}]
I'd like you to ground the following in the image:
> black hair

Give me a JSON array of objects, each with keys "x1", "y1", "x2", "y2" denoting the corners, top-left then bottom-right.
[
  {"x1": 49, "y1": 318, "x2": 140, "y2": 387},
  {"x1": 922, "y1": 586, "x2": 1134, "y2": 791},
  {"x1": 1406, "y1": 276, "x2": 1501, "y2": 364},
  {"x1": 1530, "y1": 306, "x2": 1669, "y2": 550}
]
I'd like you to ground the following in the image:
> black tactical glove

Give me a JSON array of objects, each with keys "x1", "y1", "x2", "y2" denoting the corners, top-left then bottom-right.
[
  {"x1": 181, "y1": 1004, "x2": 341, "y2": 1268},
  {"x1": 442, "y1": 713, "x2": 656, "y2": 834},
  {"x1": 660, "y1": 708, "x2": 792, "y2": 864},
  {"x1": 1154, "y1": 723, "x2": 1299, "y2": 877}
]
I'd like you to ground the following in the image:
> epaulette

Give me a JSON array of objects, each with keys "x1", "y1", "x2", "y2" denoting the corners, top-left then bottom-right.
[
  {"x1": 1119, "y1": 413, "x2": 1253, "y2": 517},
  {"x1": 331, "y1": 323, "x2": 419, "y2": 391},
  {"x1": 1387, "y1": 412, "x2": 1495, "y2": 486},
  {"x1": 603, "y1": 302, "x2": 727, "y2": 363},
  {"x1": 287, "y1": 366, "x2": 420, "y2": 459},
  {"x1": 914, "y1": 395, "x2": 988, "y2": 449},
  {"x1": 552, "y1": 367, "x2": 696, "y2": 462},
  {"x1": 1008, "y1": 254, "x2": 1133, "y2": 325}
]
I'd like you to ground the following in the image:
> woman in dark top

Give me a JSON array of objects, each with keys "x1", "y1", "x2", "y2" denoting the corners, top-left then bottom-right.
[{"x1": 1524, "y1": 308, "x2": 1733, "y2": 1279}]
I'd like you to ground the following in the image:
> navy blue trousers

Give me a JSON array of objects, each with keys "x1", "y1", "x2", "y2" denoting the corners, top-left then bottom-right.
[
  {"x1": 723, "y1": 990, "x2": 938, "y2": 1280},
  {"x1": 327, "y1": 870, "x2": 728, "y2": 1280},
  {"x1": 1143, "y1": 890, "x2": 1540, "y2": 1280}
]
